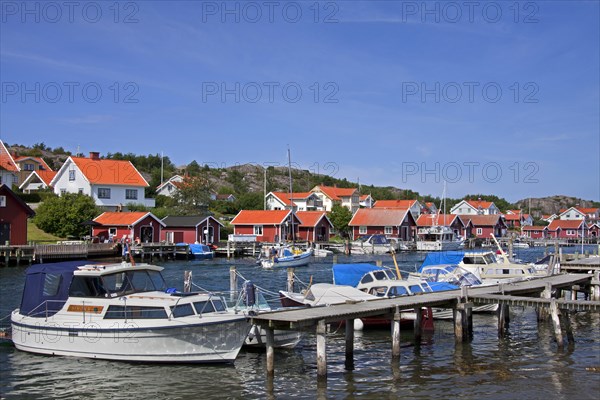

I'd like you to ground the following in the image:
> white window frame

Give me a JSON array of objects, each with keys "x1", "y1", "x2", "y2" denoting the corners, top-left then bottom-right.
[
  {"x1": 60, "y1": 189, "x2": 66, "y2": 195},
  {"x1": 476, "y1": 228, "x2": 483, "y2": 235},
  {"x1": 126, "y1": 189, "x2": 138, "y2": 200},
  {"x1": 69, "y1": 170, "x2": 76, "y2": 181},
  {"x1": 108, "y1": 227, "x2": 117, "y2": 237},
  {"x1": 0, "y1": 195, "x2": 6, "y2": 207},
  {"x1": 98, "y1": 188, "x2": 111, "y2": 199},
  {"x1": 253, "y1": 225, "x2": 263, "y2": 236},
  {"x1": 566, "y1": 229, "x2": 575, "y2": 236},
  {"x1": 384, "y1": 226, "x2": 393, "y2": 235},
  {"x1": 359, "y1": 226, "x2": 367, "y2": 235}
]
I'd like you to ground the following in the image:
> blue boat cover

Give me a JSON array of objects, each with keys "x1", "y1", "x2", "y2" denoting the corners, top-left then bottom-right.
[
  {"x1": 332, "y1": 263, "x2": 385, "y2": 287},
  {"x1": 428, "y1": 282, "x2": 459, "y2": 292},
  {"x1": 20, "y1": 261, "x2": 93, "y2": 317},
  {"x1": 419, "y1": 251, "x2": 465, "y2": 272}
]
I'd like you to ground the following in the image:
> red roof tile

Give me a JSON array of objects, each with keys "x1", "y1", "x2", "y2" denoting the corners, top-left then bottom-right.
[
  {"x1": 466, "y1": 200, "x2": 494, "y2": 209},
  {"x1": 373, "y1": 200, "x2": 418, "y2": 209},
  {"x1": 0, "y1": 141, "x2": 19, "y2": 172},
  {"x1": 296, "y1": 211, "x2": 330, "y2": 227},
  {"x1": 231, "y1": 210, "x2": 292, "y2": 225},
  {"x1": 416, "y1": 214, "x2": 458, "y2": 227},
  {"x1": 458, "y1": 214, "x2": 503, "y2": 227},
  {"x1": 94, "y1": 212, "x2": 159, "y2": 226},
  {"x1": 36, "y1": 170, "x2": 57, "y2": 186},
  {"x1": 71, "y1": 157, "x2": 148, "y2": 186},
  {"x1": 548, "y1": 220, "x2": 585, "y2": 231},
  {"x1": 349, "y1": 208, "x2": 410, "y2": 226},
  {"x1": 313, "y1": 185, "x2": 357, "y2": 201}
]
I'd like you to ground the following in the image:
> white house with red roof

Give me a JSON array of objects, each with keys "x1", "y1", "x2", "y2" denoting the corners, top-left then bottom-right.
[
  {"x1": 265, "y1": 191, "x2": 322, "y2": 212},
  {"x1": 547, "y1": 219, "x2": 588, "y2": 239},
  {"x1": 51, "y1": 152, "x2": 155, "y2": 210},
  {"x1": 92, "y1": 211, "x2": 165, "y2": 243},
  {"x1": 348, "y1": 208, "x2": 416, "y2": 241},
  {"x1": 19, "y1": 170, "x2": 58, "y2": 193},
  {"x1": 359, "y1": 194, "x2": 374, "y2": 208},
  {"x1": 373, "y1": 199, "x2": 423, "y2": 219},
  {"x1": 230, "y1": 210, "x2": 301, "y2": 243},
  {"x1": 503, "y1": 210, "x2": 533, "y2": 229},
  {"x1": 156, "y1": 175, "x2": 185, "y2": 197},
  {"x1": 0, "y1": 140, "x2": 19, "y2": 188},
  {"x1": 310, "y1": 185, "x2": 360, "y2": 213},
  {"x1": 450, "y1": 199, "x2": 500, "y2": 215},
  {"x1": 558, "y1": 206, "x2": 599, "y2": 222},
  {"x1": 296, "y1": 211, "x2": 333, "y2": 242}
]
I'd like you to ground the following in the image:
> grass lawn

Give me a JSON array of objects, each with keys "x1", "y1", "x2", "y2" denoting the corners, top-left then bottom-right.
[{"x1": 27, "y1": 220, "x2": 65, "y2": 243}]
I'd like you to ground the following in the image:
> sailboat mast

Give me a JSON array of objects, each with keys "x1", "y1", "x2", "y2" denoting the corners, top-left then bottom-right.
[{"x1": 288, "y1": 147, "x2": 294, "y2": 244}]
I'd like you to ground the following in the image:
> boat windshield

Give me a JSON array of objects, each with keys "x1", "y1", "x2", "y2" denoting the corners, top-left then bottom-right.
[{"x1": 101, "y1": 269, "x2": 167, "y2": 296}]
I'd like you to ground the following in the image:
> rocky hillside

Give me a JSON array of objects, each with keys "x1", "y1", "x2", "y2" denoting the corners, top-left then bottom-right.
[{"x1": 515, "y1": 196, "x2": 599, "y2": 218}]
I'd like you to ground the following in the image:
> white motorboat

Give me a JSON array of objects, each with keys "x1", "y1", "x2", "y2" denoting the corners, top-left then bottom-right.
[
  {"x1": 416, "y1": 225, "x2": 463, "y2": 251},
  {"x1": 260, "y1": 247, "x2": 312, "y2": 269},
  {"x1": 350, "y1": 234, "x2": 399, "y2": 255},
  {"x1": 11, "y1": 261, "x2": 251, "y2": 363}
]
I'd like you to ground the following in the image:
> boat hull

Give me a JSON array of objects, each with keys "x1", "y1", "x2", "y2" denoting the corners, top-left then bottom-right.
[
  {"x1": 417, "y1": 241, "x2": 463, "y2": 251},
  {"x1": 244, "y1": 325, "x2": 303, "y2": 349},
  {"x1": 11, "y1": 312, "x2": 250, "y2": 363}
]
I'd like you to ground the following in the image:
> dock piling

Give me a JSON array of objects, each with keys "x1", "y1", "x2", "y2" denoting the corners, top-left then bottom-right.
[
  {"x1": 316, "y1": 319, "x2": 327, "y2": 379},
  {"x1": 265, "y1": 328, "x2": 275, "y2": 377},
  {"x1": 345, "y1": 319, "x2": 355, "y2": 370},
  {"x1": 392, "y1": 307, "x2": 401, "y2": 359},
  {"x1": 413, "y1": 307, "x2": 422, "y2": 343}
]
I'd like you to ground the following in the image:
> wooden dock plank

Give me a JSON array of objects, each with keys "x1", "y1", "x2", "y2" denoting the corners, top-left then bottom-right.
[{"x1": 251, "y1": 274, "x2": 596, "y2": 330}]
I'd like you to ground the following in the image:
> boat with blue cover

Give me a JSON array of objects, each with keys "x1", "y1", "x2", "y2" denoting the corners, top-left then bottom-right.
[
  {"x1": 11, "y1": 261, "x2": 250, "y2": 363},
  {"x1": 183, "y1": 242, "x2": 215, "y2": 260}
]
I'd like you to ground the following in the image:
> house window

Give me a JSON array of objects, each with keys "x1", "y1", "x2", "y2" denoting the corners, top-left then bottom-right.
[
  {"x1": 78, "y1": 188, "x2": 84, "y2": 194},
  {"x1": 359, "y1": 226, "x2": 367, "y2": 235},
  {"x1": 126, "y1": 189, "x2": 138, "y2": 200},
  {"x1": 384, "y1": 226, "x2": 393, "y2": 235},
  {"x1": 253, "y1": 225, "x2": 263, "y2": 236},
  {"x1": 0, "y1": 195, "x2": 5, "y2": 207},
  {"x1": 108, "y1": 228, "x2": 117, "y2": 238},
  {"x1": 566, "y1": 230, "x2": 575, "y2": 236},
  {"x1": 98, "y1": 188, "x2": 111, "y2": 199},
  {"x1": 24, "y1": 163, "x2": 35, "y2": 171},
  {"x1": 60, "y1": 189, "x2": 66, "y2": 195},
  {"x1": 69, "y1": 170, "x2": 76, "y2": 181},
  {"x1": 476, "y1": 228, "x2": 483, "y2": 235}
]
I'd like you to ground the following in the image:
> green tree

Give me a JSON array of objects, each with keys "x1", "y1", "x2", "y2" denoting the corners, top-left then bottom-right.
[
  {"x1": 174, "y1": 175, "x2": 214, "y2": 215},
  {"x1": 34, "y1": 193, "x2": 100, "y2": 238},
  {"x1": 235, "y1": 192, "x2": 263, "y2": 210},
  {"x1": 329, "y1": 204, "x2": 353, "y2": 238},
  {"x1": 186, "y1": 160, "x2": 201, "y2": 176}
]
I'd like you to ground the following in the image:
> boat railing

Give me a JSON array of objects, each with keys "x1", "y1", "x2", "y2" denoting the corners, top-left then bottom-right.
[{"x1": 24, "y1": 300, "x2": 67, "y2": 321}]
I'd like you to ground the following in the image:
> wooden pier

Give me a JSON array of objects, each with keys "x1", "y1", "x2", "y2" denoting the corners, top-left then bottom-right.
[
  {"x1": 130, "y1": 243, "x2": 191, "y2": 261},
  {"x1": 0, "y1": 243, "x2": 119, "y2": 266},
  {"x1": 250, "y1": 273, "x2": 600, "y2": 380}
]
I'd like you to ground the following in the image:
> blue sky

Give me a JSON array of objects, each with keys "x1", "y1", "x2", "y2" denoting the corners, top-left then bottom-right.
[{"x1": 1, "y1": 1, "x2": 598, "y2": 202}]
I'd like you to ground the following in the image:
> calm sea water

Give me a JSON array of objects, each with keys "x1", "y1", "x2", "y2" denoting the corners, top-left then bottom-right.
[{"x1": 1, "y1": 246, "x2": 599, "y2": 399}]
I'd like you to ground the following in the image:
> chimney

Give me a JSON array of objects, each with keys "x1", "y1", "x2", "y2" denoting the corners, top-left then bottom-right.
[{"x1": 89, "y1": 152, "x2": 100, "y2": 160}]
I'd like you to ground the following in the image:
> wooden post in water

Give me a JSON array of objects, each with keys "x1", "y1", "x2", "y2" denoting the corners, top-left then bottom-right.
[
  {"x1": 226, "y1": 241, "x2": 231, "y2": 259},
  {"x1": 345, "y1": 319, "x2": 355, "y2": 371},
  {"x1": 537, "y1": 283, "x2": 553, "y2": 321},
  {"x1": 508, "y1": 239, "x2": 514, "y2": 263},
  {"x1": 287, "y1": 268, "x2": 295, "y2": 292},
  {"x1": 265, "y1": 328, "x2": 275, "y2": 378},
  {"x1": 413, "y1": 307, "x2": 422, "y2": 344},
  {"x1": 498, "y1": 304, "x2": 510, "y2": 337},
  {"x1": 549, "y1": 299, "x2": 564, "y2": 349},
  {"x1": 454, "y1": 303, "x2": 470, "y2": 342},
  {"x1": 559, "y1": 310, "x2": 574, "y2": 345},
  {"x1": 229, "y1": 265, "x2": 237, "y2": 303},
  {"x1": 316, "y1": 319, "x2": 327, "y2": 379},
  {"x1": 392, "y1": 307, "x2": 401, "y2": 359},
  {"x1": 184, "y1": 270, "x2": 192, "y2": 293}
]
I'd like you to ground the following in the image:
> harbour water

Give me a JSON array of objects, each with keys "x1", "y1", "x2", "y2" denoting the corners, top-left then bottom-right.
[{"x1": 1, "y1": 246, "x2": 599, "y2": 399}]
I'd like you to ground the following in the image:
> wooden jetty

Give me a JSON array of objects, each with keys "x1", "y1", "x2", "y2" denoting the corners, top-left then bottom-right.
[
  {"x1": 249, "y1": 273, "x2": 600, "y2": 380},
  {"x1": 0, "y1": 243, "x2": 119, "y2": 266},
  {"x1": 130, "y1": 243, "x2": 191, "y2": 261}
]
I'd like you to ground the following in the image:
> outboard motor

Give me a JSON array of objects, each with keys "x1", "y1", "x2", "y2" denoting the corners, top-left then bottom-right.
[{"x1": 243, "y1": 281, "x2": 256, "y2": 307}]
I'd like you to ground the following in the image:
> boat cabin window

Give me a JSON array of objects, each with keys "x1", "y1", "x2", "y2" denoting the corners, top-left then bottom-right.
[
  {"x1": 170, "y1": 303, "x2": 194, "y2": 318},
  {"x1": 368, "y1": 287, "x2": 388, "y2": 297},
  {"x1": 69, "y1": 276, "x2": 107, "y2": 297},
  {"x1": 43, "y1": 273, "x2": 62, "y2": 296},
  {"x1": 388, "y1": 286, "x2": 409, "y2": 297},
  {"x1": 360, "y1": 274, "x2": 374, "y2": 284},
  {"x1": 372, "y1": 271, "x2": 387, "y2": 281},
  {"x1": 409, "y1": 285, "x2": 424, "y2": 294},
  {"x1": 104, "y1": 305, "x2": 168, "y2": 319},
  {"x1": 193, "y1": 298, "x2": 226, "y2": 314},
  {"x1": 101, "y1": 270, "x2": 167, "y2": 296}
]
